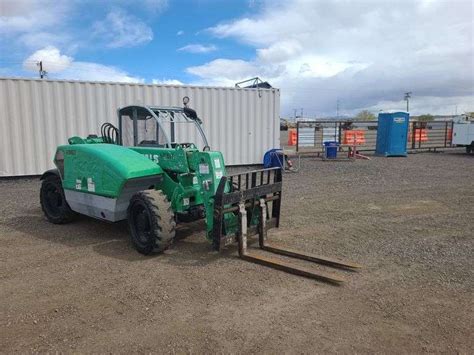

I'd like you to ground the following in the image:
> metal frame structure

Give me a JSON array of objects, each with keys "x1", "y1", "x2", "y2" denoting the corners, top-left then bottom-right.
[
  {"x1": 234, "y1": 77, "x2": 266, "y2": 88},
  {"x1": 117, "y1": 105, "x2": 209, "y2": 149},
  {"x1": 295, "y1": 120, "x2": 455, "y2": 154}
]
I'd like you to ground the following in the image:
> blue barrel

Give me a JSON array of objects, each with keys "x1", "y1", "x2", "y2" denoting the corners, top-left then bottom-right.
[
  {"x1": 263, "y1": 148, "x2": 284, "y2": 168},
  {"x1": 324, "y1": 141, "x2": 339, "y2": 159}
]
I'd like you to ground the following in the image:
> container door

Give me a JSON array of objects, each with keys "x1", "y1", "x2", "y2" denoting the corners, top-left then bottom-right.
[{"x1": 390, "y1": 114, "x2": 408, "y2": 154}]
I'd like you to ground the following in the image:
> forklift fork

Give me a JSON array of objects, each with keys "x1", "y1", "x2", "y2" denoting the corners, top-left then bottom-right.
[
  {"x1": 237, "y1": 199, "x2": 360, "y2": 284},
  {"x1": 214, "y1": 168, "x2": 361, "y2": 284}
]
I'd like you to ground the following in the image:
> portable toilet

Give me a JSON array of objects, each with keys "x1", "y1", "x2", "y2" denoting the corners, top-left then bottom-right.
[{"x1": 375, "y1": 112, "x2": 409, "y2": 157}]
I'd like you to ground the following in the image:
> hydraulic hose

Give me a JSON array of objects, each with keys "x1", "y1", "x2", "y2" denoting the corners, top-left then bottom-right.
[{"x1": 100, "y1": 123, "x2": 119, "y2": 144}]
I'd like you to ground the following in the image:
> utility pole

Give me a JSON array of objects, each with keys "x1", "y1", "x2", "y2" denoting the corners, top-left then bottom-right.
[
  {"x1": 293, "y1": 109, "x2": 297, "y2": 120},
  {"x1": 404, "y1": 92, "x2": 412, "y2": 112},
  {"x1": 37, "y1": 61, "x2": 46, "y2": 79},
  {"x1": 300, "y1": 108, "x2": 304, "y2": 118},
  {"x1": 336, "y1": 99, "x2": 340, "y2": 119}
]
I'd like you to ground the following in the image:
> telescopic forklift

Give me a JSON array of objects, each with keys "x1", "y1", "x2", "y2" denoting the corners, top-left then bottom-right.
[{"x1": 40, "y1": 97, "x2": 360, "y2": 284}]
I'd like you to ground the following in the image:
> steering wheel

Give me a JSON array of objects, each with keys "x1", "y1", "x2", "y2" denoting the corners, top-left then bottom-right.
[
  {"x1": 138, "y1": 140, "x2": 158, "y2": 146},
  {"x1": 203, "y1": 145, "x2": 211, "y2": 151}
]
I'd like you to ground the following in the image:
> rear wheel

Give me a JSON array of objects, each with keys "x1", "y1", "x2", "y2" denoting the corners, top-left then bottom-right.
[
  {"x1": 40, "y1": 175, "x2": 75, "y2": 224},
  {"x1": 466, "y1": 144, "x2": 473, "y2": 154},
  {"x1": 128, "y1": 190, "x2": 176, "y2": 255}
]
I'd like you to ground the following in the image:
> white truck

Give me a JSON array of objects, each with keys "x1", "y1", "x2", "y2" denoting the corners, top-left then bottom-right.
[{"x1": 452, "y1": 116, "x2": 474, "y2": 154}]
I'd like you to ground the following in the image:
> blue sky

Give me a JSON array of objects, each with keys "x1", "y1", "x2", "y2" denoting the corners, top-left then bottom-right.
[
  {"x1": 0, "y1": 0, "x2": 256, "y2": 83},
  {"x1": 72, "y1": 0, "x2": 258, "y2": 83},
  {"x1": 1, "y1": 0, "x2": 473, "y2": 116}
]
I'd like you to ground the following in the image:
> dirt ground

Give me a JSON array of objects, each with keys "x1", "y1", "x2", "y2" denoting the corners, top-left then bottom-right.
[{"x1": 1, "y1": 151, "x2": 473, "y2": 353}]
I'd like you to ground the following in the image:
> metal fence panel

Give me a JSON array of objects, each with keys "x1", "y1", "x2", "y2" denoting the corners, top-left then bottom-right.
[
  {"x1": 0, "y1": 78, "x2": 280, "y2": 176},
  {"x1": 295, "y1": 120, "x2": 453, "y2": 154}
]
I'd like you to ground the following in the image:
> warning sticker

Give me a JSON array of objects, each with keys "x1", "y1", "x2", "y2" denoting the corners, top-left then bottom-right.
[
  {"x1": 215, "y1": 171, "x2": 223, "y2": 179},
  {"x1": 76, "y1": 179, "x2": 82, "y2": 190},
  {"x1": 394, "y1": 117, "x2": 405, "y2": 123},
  {"x1": 192, "y1": 176, "x2": 198, "y2": 185},
  {"x1": 214, "y1": 158, "x2": 221, "y2": 169},
  {"x1": 199, "y1": 164, "x2": 209, "y2": 174},
  {"x1": 87, "y1": 178, "x2": 95, "y2": 192}
]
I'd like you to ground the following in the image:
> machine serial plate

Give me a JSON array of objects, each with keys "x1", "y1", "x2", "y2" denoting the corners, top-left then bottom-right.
[{"x1": 199, "y1": 164, "x2": 209, "y2": 174}]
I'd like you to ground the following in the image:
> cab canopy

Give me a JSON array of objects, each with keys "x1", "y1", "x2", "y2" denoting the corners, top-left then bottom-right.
[{"x1": 118, "y1": 105, "x2": 209, "y2": 149}]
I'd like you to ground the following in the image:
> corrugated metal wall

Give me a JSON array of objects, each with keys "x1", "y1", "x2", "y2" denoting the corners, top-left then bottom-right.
[{"x1": 0, "y1": 78, "x2": 280, "y2": 176}]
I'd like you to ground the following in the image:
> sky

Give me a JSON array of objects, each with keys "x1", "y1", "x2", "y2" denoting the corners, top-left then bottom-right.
[{"x1": 0, "y1": 0, "x2": 473, "y2": 117}]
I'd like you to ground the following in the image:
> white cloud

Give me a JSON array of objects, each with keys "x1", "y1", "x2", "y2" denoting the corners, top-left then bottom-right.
[
  {"x1": 178, "y1": 44, "x2": 217, "y2": 53},
  {"x1": 176, "y1": 30, "x2": 184, "y2": 36},
  {"x1": 186, "y1": 59, "x2": 259, "y2": 86},
  {"x1": 195, "y1": 0, "x2": 474, "y2": 116},
  {"x1": 1, "y1": 1, "x2": 163, "y2": 83},
  {"x1": 0, "y1": 0, "x2": 70, "y2": 34},
  {"x1": 18, "y1": 31, "x2": 72, "y2": 51},
  {"x1": 22, "y1": 46, "x2": 143, "y2": 83},
  {"x1": 1, "y1": 1, "x2": 163, "y2": 51},
  {"x1": 23, "y1": 46, "x2": 72, "y2": 72},
  {"x1": 152, "y1": 78, "x2": 184, "y2": 85},
  {"x1": 364, "y1": 96, "x2": 473, "y2": 116},
  {"x1": 256, "y1": 41, "x2": 302, "y2": 64},
  {"x1": 93, "y1": 9, "x2": 153, "y2": 48},
  {"x1": 0, "y1": 0, "x2": 73, "y2": 51},
  {"x1": 56, "y1": 62, "x2": 144, "y2": 83}
]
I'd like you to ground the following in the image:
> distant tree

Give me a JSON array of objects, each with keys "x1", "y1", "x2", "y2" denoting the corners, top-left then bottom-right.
[
  {"x1": 417, "y1": 114, "x2": 434, "y2": 122},
  {"x1": 355, "y1": 110, "x2": 376, "y2": 121}
]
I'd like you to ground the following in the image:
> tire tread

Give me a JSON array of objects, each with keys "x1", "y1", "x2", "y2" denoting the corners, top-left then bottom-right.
[
  {"x1": 128, "y1": 189, "x2": 176, "y2": 254},
  {"x1": 40, "y1": 175, "x2": 75, "y2": 224}
]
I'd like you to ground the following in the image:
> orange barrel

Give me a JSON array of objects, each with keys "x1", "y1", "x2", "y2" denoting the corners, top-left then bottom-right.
[{"x1": 287, "y1": 128, "x2": 297, "y2": 146}]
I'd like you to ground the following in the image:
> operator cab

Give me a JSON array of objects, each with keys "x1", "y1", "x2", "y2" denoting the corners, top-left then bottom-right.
[{"x1": 117, "y1": 97, "x2": 210, "y2": 151}]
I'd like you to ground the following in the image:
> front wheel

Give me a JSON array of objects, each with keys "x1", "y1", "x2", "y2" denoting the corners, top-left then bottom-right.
[
  {"x1": 40, "y1": 175, "x2": 75, "y2": 224},
  {"x1": 127, "y1": 190, "x2": 176, "y2": 255}
]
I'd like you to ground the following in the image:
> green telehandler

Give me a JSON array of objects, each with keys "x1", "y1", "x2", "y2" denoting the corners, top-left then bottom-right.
[{"x1": 40, "y1": 97, "x2": 359, "y2": 283}]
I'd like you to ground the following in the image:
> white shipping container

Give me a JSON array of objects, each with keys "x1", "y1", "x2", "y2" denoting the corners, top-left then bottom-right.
[{"x1": 0, "y1": 78, "x2": 280, "y2": 176}]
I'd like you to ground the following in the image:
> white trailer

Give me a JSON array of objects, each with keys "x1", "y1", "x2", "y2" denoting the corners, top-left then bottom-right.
[{"x1": 452, "y1": 117, "x2": 474, "y2": 154}]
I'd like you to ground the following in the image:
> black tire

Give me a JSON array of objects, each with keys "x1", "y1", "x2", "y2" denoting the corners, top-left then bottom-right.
[
  {"x1": 127, "y1": 190, "x2": 176, "y2": 255},
  {"x1": 466, "y1": 145, "x2": 473, "y2": 154},
  {"x1": 40, "y1": 175, "x2": 75, "y2": 224}
]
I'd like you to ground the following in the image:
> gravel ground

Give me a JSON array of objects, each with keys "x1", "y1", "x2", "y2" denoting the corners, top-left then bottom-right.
[{"x1": 0, "y1": 150, "x2": 473, "y2": 353}]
